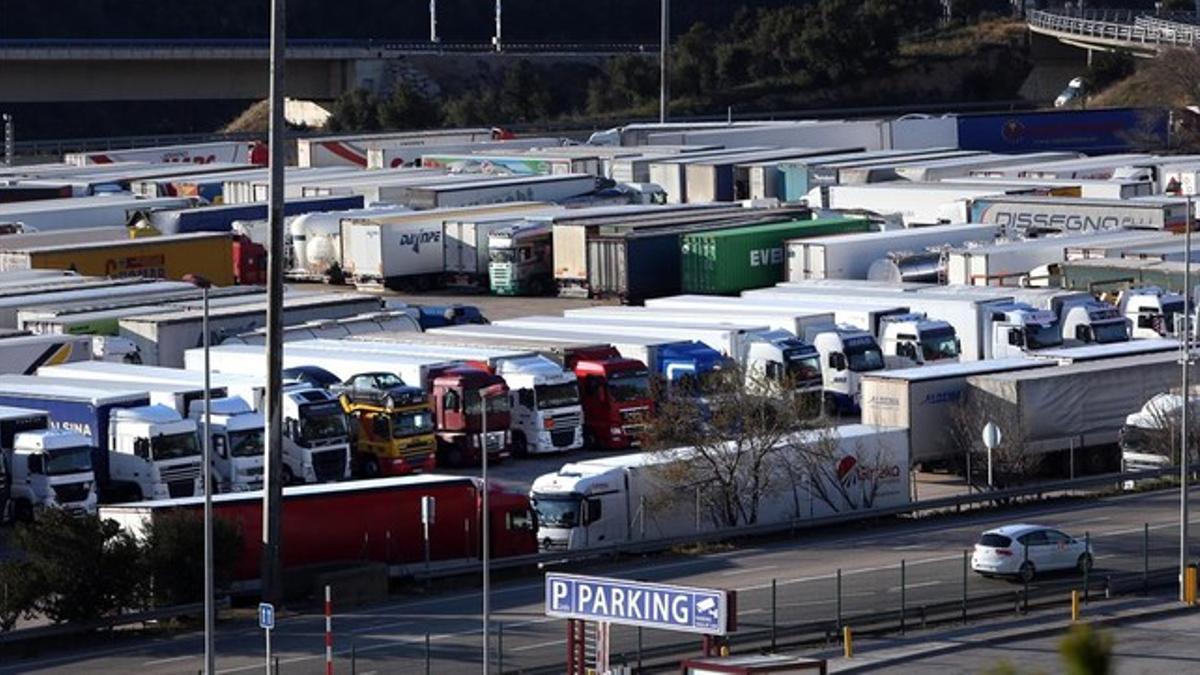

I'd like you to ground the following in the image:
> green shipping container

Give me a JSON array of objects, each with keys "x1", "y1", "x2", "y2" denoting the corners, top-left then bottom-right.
[{"x1": 680, "y1": 216, "x2": 871, "y2": 294}]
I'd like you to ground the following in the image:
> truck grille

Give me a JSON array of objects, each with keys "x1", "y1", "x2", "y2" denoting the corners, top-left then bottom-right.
[
  {"x1": 312, "y1": 448, "x2": 347, "y2": 482},
  {"x1": 490, "y1": 264, "x2": 511, "y2": 287},
  {"x1": 160, "y1": 463, "x2": 200, "y2": 484},
  {"x1": 52, "y1": 482, "x2": 89, "y2": 504},
  {"x1": 168, "y1": 480, "x2": 196, "y2": 498},
  {"x1": 549, "y1": 411, "x2": 582, "y2": 447}
]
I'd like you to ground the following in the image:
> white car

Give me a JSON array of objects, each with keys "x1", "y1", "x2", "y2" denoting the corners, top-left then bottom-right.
[
  {"x1": 1054, "y1": 77, "x2": 1086, "y2": 108},
  {"x1": 971, "y1": 524, "x2": 1093, "y2": 582}
]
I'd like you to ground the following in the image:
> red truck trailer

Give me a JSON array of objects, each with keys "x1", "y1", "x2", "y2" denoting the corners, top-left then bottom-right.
[{"x1": 99, "y1": 474, "x2": 536, "y2": 583}]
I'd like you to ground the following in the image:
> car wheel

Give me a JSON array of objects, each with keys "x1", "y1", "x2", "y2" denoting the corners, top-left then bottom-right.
[
  {"x1": 1076, "y1": 553, "x2": 1094, "y2": 574},
  {"x1": 1018, "y1": 561, "x2": 1035, "y2": 583}
]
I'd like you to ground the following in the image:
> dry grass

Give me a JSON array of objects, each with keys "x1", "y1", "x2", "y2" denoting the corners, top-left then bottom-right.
[
  {"x1": 900, "y1": 19, "x2": 1026, "y2": 59},
  {"x1": 221, "y1": 99, "x2": 270, "y2": 133}
]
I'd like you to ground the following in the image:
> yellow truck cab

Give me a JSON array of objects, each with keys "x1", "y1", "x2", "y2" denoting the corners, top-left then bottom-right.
[{"x1": 341, "y1": 387, "x2": 437, "y2": 476}]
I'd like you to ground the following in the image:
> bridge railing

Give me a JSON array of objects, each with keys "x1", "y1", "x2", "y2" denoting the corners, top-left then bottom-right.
[
  {"x1": 0, "y1": 37, "x2": 658, "y2": 54},
  {"x1": 1028, "y1": 8, "x2": 1200, "y2": 48}
]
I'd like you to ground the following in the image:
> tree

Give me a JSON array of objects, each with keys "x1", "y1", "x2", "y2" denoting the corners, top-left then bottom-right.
[
  {"x1": 637, "y1": 369, "x2": 903, "y2": 530},
  {"x1": 444, "y1": 90, "x2": 500, "y2": 128},
  {"x1": 0, "y1": 560, "x2": 38, "y2": 632},
  {"x1": 671, "y1": 23, "x2": 718, "y2": 98},
  {"x1": 586, "y1": 55, "x2": 659, "y2": 115},
  {"x1": 325, "y1": 88, "x2": 381, "y2": 132},
  {"x1": 1085, "y1": 50, "x2": 1136, "y2": 91},
  {"x1": 10, "y1": 510, "x2": 144, "y2": 624},
  {"x1": 141, "y1": 511, "x2": 243, "y2": 607},
  {"x1": 376, "y1": 85, "x2": 443, "y2": 131},
  {"x1": 1059, "y1": 623, "x2": 1114, "y2": 675},
  {"x1": 947, "y1": 392, "x2": 1041, "y2": 487},
  {"x1": 498, "y1": 60, "x2": 553, "y2": 124}
]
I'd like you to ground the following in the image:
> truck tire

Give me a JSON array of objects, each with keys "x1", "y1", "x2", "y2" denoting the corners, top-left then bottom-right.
[
  {"x1": 512, "y1": 432, "x2": 529, "y2": 458},
  {"x1": 362, "y1": 457, "x2": 381, "y2": 478},
  {"x1": 583, "y1": 429, "x2": 596, "y2": 451},
  {"x1": 13, "y1": 499, "x2": 32, "y2": 523},
  {"x1": 283, "y1": 466, "x2": 296, "y2": 485}
]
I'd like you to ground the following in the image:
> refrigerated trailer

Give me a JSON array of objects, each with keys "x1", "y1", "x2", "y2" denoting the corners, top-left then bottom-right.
[
  {"x1": 785, "y1": 222, "x2": 1000, "y2": 281},
  {"x1": 893, "y1": 152, "x2": 1080, "y2": 182},
  {"x1": 399, "y1": 174, "x2": 596, "y2": 210},
  {"x1": 296, "y1": 128, "x2": 505, "y2": 167},
  {"x1": 0, "y1": 195, "x2": 195, "y2": 233},
  {"x1": 682, "y1": 148, "x2": 862, "y2": 203},
  {"x1": 98, "y1": 474, "x2": 538, "y2": 585},
  {"x1": 64, "y1": 141, "x2": 255, "y2": 166},
  {"x1": 970, "y1": 195, "x2": 1190, "y2": 237}
]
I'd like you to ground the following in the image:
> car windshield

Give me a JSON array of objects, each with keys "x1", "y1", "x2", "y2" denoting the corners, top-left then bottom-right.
[
  {"x1": 228, "y1": 429, "x2": 264, "y2": 458},
  {"x1": 300, "y1": 409, "x2": 348, "y2": 442},
  {"x1": 151, "y1": 432, "x2": 200, "y2": 461},
  {"x1": 371, "y1": 373, "x2": 405, "y2": 389},
  {"x1": 533, "y1": 495, "x2": 580, "y2": 528},
  {"x1": 608, "y1": 371, "x2": 651, "y2": 402},
  {"x1": 919, "y1": 328, "x2": 960, "y2": 361},
  {"x1": 489, "y1": 249, "x2": 515, "y2": 263},
  {"x1": 978, "y1": 533, "x2": 1012, "y2": 548},
  {"x1": 846, "y1": 343, "x2": 885, "y2": 372},
  {"x1": 535, "y1": 382, "x2": 580, "y2": 409},
  {"x1": 1092, "y1": 321, "x2": 1130, "y2": 344},
  {"x1": 785, "y1": 353, "x2": 822, "y2": 382},
  {"x1": 45, "y1": 446, "x2": 92, "y2": 476},
  {"x1": 392, "y1": 409, "x2": 434, "y2": 437},
  {"x1": 1024, "y1": 323, "x2": 1063, "y2": 350},
  {"x1": 465, "y1": 391, "x2": 512, "y2": 416}
]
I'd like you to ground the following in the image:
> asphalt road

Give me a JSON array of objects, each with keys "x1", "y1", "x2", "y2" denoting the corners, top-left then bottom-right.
[{"x1": 5, "y1": 485, "x2": 1197, "y2": 674}]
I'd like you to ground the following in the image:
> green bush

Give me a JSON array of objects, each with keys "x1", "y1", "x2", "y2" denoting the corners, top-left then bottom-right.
[{"x1": 141, "y1": 510, "x2": 243, "y2": 607}]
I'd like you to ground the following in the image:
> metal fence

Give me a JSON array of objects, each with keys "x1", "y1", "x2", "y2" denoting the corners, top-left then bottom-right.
[{"x1": 1028, "y1": 8, "x2": 1200, "y2": 48}]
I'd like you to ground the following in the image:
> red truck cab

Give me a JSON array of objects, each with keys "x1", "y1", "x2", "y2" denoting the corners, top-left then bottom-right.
[
  {"x1": 484, "y1": 482, "x2": 538, "y2": 558},
  {"x1": 565, "y1": 347, "x2": 654, "y2": 450},
  {"x1": 430, "y1": 366, "x2": 512, "y2": 467}
]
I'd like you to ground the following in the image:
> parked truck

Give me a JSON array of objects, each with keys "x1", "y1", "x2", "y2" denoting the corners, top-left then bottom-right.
[
  {"x1": 28, "y1": 374, "x2": 265, "y2": 492},
  {"x1": 913, "y1": 285, "x2": 1130, "y2": 346},
  {"x1": 487, "y1": 221, "x2": 553, "y2": 295},
  {"x1": 970, "y1": 195, "x2": 1190, "y2": 237},
  {"x1": 414, "y1": 330, "x2": 655, "y2": 451},
  {"x1": 0, "y1": 195, "x2": 195, "y2": 233},
  {"x1": 329, "y1": 337, "x2": 586, "y2": 456},
  {"x1": 745, "y1": 286, "x2": 1062, "y2": 361},
  {"x1": 194, "y1": 342, "x2": 475, "y2": 470},
  {"x1": 64, "y1": 141, "x2": 256, "y2": 166},
  {"x1": 0, "y1": 377, "x2": 204, "y2": 502},
  {"x1": 785, "y1": 223, "x2": 1000, "y2": 282},
  {"x1": 424, "y1": 323, "x2": 730, "y2": 404},
  {"x1": 0, "y1": 406, "x2": 98, "y2": 519},
  {"x1": 530, "y1": 424, "x2": 909, "y2": 551},
  {"x1": 0, "y1": 232, "x2": 239, "y2": 286},
  {"x1": 99, "y1": 474, "x2": 537, "y2": 585},
  {"x1": 399, "y1": 175, "x2": 596, "y2": 210}
]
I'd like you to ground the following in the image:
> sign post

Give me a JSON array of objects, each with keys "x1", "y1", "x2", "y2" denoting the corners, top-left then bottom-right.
[
  {"x1": 258, "y1": 602, "x2": 275, "y2": 675},
  {"x1": 546, "y1": 573, "x2": 735, "y2": 673},
  {"x1": 982, "y1": 422, "x2": 1002, "y2": 489},
  {"x1": 421, "y1": 495, "x2": 436, "y2": 576}
]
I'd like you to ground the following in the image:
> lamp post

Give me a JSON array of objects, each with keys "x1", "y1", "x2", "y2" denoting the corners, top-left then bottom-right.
[
  {"x1": 184, "y1": 273, "x2": 214, "y2": 674},
  {"x1": 480, "y1": 384, "x2": 504, "y2": 674},
  {"x1": 659, "y1": 0, "x2": 669, "y2": 123},
  {"x1": 1183, "y1": 195, "x2": 1194, "y2": 602}
]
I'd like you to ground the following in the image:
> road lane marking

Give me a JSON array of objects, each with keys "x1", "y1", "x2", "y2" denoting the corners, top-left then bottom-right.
[
  {"x1": 510, "y1": 638, "x2": 566, "y2": 653},
  {"x1": 892, "y1": 544, "x2": 924, "y2": 551},
  {"x1": 720, "y1": 565, "x2": 777, "y2": 577},
  {"x1": 142, "y1": 654, "x2": 195, "y2": 667},
  {"x1": 889, "y1": 580, "x2": 942, "y2": 592}
]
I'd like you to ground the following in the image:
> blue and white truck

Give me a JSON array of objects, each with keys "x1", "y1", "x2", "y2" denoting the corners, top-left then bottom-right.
[
  {"x1": 0, "y1": 377, "x2": 203, "y2": 503},
  {"x1": 0, "y1": 405, "x2": 98, "y2": 519}
]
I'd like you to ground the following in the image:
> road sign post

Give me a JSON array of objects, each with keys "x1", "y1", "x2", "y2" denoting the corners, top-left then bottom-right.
[
  {"x1": 421, "y1": 495, "x2": 435, "y2": 577},
  {"x1": 982, "y1": 422, "x2": 1002, "y2": 489},
  {"x1": 258, "y1": 602, "x2": 275, "y2": 675}
]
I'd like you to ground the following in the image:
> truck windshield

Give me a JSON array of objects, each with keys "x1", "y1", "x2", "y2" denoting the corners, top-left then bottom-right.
[
  {"x1": 608, "y1": 371, "x2": 651, "y2": 402},
  {"x1": 489, "y1": 249, "x2": 516, "y2": 263},
  {"x1": 535, "y1": 382, "x2": 580, "y2": 409},
  {"x1": 152, "y1": 432, "x2": 200, "y2": 461},
  {"x1": 1024, "y1": 323, "x2": 1063, "y2": 350},
  {"x1": 784, "y1": 353, "x2": 821, "y2": 382},
  {"x1": 532, "y1": 494, "x2": 580, "y2": 528},
  {"x1": 846, "y1": 343, "x2": 885, "y2": 372},
  {"x1": 300, "y1": 410, "x2": 348, "y2": 443},
  {"x1": 1093, "y1": 321, "x2": 1131, "y2": 344},
  {"x1": 392, "y1": 409, "x2": 434, "y2": 438},
  {"x1": 466, "y1": 392, "x2": 512, "y2": 416},
  {"x1": 920, "y1": 328, "x2": 960, "y2": 361},
  {"x1": 45, "y1": 446, "x2": 92, "y2": 476},
  {"x1": 1118, "y1": 424, "x2": 1159, "y2": 454},
  {"x1": 229, "y1": 429, "x2": 265, "y2": 458}
]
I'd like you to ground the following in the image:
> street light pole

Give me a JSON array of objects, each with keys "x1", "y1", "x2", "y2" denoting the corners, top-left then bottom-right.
[
  {"x1": 481, "y1": 391, "x2": 490, "y2": 675},
  {"x1": 659, "y1": 0, "x2": 669, "y2": 123},
  {"x1": 1183, "y1": 195, "x2": 1193, "y2": 603},
  {"x1": 184, "y1": 274, "x2": 214, "y2": 675}
]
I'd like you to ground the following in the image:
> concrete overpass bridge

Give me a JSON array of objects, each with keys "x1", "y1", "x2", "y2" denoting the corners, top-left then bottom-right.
[
  {"x1": 0, "y1": 38, "x2": 655, "y2": 103},
  {"x1": 1027, "y1": 8, "x2": 1200, "y2": 58}
]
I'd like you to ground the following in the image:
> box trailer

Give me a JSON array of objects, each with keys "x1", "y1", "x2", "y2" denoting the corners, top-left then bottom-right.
[
  {"x1": 812, "y1": 183, "x2": 1021, "y2": 227},
  {"x1": 442, "y1": 208, "x2": 564, "y2": 286},
  {"x1": 969, "y1": 195, "x2": 1190, "y2": 237},
  {"x1": 367, "y1": 138, "x2": 565, "y2": 169},
  {"x1": 0, "y1": 334, "x2": 93, "y2": 374},
  {"x1": 964, "y1": 352, "x2": 1181, "y2": 473},
  {"x1": 117, "y1": 293, "x2": 382, "y2": 367},
  {"x1": 860, "y1": 358, "x2": 1057, "y2": 466},
  {"x1": 419, "y1": 153, "x2": 596, "y2": 176},
  {"x1": 138, "y1": 195, "x2": 364, "y2": 235},
  {"x1": 954, "y1": 108, "x2": 1168, "y2": 154},
  {"x1": 0, "y1": 195, "x2": 195, "y2": 233},
  {"x1": 681, "y1": 217, "x2": 872, "y2": 294},
  {"x1": 296, "y1": 128, "x2": 503, "y2": 167},
  {"x1": 647, "y1": 149, "x2": 774, "y2": 204},
  {"x1": 682, "y1": 148, "x2": 861, "y2": 203},
  {"x1": 785, "y1": 222, "x2": 999, "y2": 281},
  {"x1": 0, "y1": 232, "x2": 237, "y2": 286},
  {"x1": 400, "y1": 175, "x2": 596, "y2": 210},
  {"x1": 99, "y1": 474, "x2": 537, "y2": 584},
  {"x1": 64, "y1": 141, "x2": 254, "y2": 166},
  {"x1": 0, "y1": 280, "x2": 193, "y2": 328},
  {"x1": 893, "y1": 152, "x2": 1080, "y2": 182},
  {"x1": 339, "y1": 203, "x2": 546, "y2": 289}
]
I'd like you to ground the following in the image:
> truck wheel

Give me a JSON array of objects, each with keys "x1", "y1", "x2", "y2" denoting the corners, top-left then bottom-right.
[
  {"x1": 13, "y1": 500, "x2": 32, "y2": 523},
  {"x1": 512, "y1": 432, "x2": 529, "y2": 458},
  {"x1": 444, "y1": 446, "x2": 466, "y2": 468},
  {"x1": 283, "y1": 466, "x2": 296, "y2": 485},
  {"x1": 362, "y1": 457, "x2": 381, "y2": 478},
  {"x1": 583, "y1": 429, "x2": 597, "y2": 451},
  {"x1": 821, "y1": 394, "x2": 837, "y2": 418}
]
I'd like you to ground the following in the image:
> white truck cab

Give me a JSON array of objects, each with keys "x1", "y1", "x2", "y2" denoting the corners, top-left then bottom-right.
[
  {"x1": 282, "y1": 386, "x2": 352, "y2": 483},
  {"x1": 1119, "y1": 287, "x2": 1187, "y2": 339},
  {"x1": 877, "y1": 313, "x2": 961, "y2": 366},
  {"x1": 188, "y1": 396, "x2": 264, "y2": 492},
  {"x1": 496, "y1": 354, "x2": 584, "y2": 455},
  {"x1": 109, "y1": 404, "x2": 203, "y2": 500},
  {"x1": 10, "y1": 428, "x2": 97, "y2": 518},
  {"x1": 803, "y1": 323, "x2": 886, "y2": 413}
]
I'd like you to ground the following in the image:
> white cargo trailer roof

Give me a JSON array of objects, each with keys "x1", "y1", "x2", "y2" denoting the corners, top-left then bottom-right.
[
  {"x1": 0, "y1": 375, "x2": 148, "y2": 405},
  {"x1": 862, "y1": 356, "x2": 1054, "y2": 382}
]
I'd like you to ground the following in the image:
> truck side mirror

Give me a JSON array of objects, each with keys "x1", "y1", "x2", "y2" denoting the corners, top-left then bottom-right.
[
  {"x1": 829, "y1": 353, "x2": 846, "y2": 371},
  {"x1": 134, "y1": 438, "x2": 150, "y2": 460},
  {"x1": 1075, "y1": 325, "x2": 1093, "y2": 343},
  {"x1": 372, "y1": 417, "x2": 390, "y2": 437},
  {"x1": 27, "y1": 454, "x2": 44, "y2": 474},
  {"x1": 1007, "y1": 330, "x2": 1022, "y2": 347},
  {"x1": 765, "y1": 362, "x2": 781, "y2": 380},
  {"x1": 897, "y1": 343, "x2": 916, "y2": 360},
  {"x1": 213, "y1": 435, "x2": 228, "y2": 459}
]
